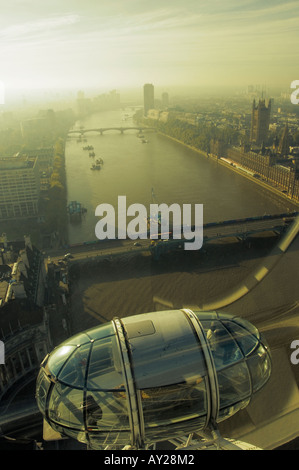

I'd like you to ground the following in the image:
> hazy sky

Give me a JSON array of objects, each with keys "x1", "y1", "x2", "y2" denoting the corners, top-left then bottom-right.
[{"x1": 0, "y1": 0, "x2": 298, "y2": 94}]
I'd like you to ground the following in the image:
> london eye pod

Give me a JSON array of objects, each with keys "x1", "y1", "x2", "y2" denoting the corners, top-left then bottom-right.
[{"x1": 35, "y1": 309, "x2": 271, "y2": 450}]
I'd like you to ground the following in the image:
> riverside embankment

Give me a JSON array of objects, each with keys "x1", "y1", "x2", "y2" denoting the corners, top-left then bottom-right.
[{"x1": 157, "y1": 130, "x2": 299, "y2": 209}]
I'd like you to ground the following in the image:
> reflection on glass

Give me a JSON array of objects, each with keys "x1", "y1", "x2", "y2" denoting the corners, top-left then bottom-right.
[
  {"x1": 36, "y1": 370, "x2": 51, "y2": 411},
  {"x1": 217, "y1": 361, "x2": 251, "y2": 410},
  {"x1": 125, "y1": 310, "x2": 207, "y2": 389},
  {"x1": 201, "y1": 320, "x2": 243, "y2": 369},
  {"x1": 84, "y1": 391, "x2": 129, "y2": 431},
  {"x1": 48, "y1": 382, "x2": 84, "y2": 430},
  {"x1": 234, "y1": 318, "x2": 260, "y2": 341},
  {"x1": 59, "y1": 343, "x2": 91, "y2": 388},
  {"x1": 87, "y1": 337, "x2": 124, "y2": 390},
  {"x1": 223, "y1": 321, "x2": 259, "y2": 356},
  {"x1": 142, "y1": 377, "x2": 208, "y2": 427},
  {"x1": 88, "y1": 430, "x2": 131, "y2": 449},
  {"x1": 47, "y1": 345, "x2": 77, "y2": 378},
  {"x1": 217, "y1": 399, "x2": 250, "y2": 422},
  {"x1": 247, "y1": 344, "x2": 271, "y2": 392}
]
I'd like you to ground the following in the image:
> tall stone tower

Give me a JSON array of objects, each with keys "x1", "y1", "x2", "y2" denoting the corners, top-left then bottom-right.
[
  {"x1": 143, "y1": 83, "x2": 154, "y2": 116},
  {"x1": 250, "y1": 98, "x2": 271, "y2": 145}
]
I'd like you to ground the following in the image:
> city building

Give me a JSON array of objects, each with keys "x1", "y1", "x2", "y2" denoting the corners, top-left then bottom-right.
[
  {"x1": 0, "y1": 234, "x2": 49, "y2": 409},
  {"x1": 76, "y1": 89, "x2": 120, "y2": 117},
  {"x1": 143, "y1": 83, "x2": 154, "y2": 116},
  {"x1": 0, "y1": 234, "x2": 47, "y2": 308},
  {"x1": 92, "y1": 89, "x2": 120, "y2": 111},
  {"x1": 23, "y1": 147, "x2": 54, "y2": 171},
  {"x1": 276, "y1": 124, "x2": 290, "y2": 158},
  {"x1": 0, "y1": 233, "x2": 70, "y2": 419},
  {"x1": 161, "y1": 92, "x2": 169, "y2": 108},
  {"x1": 210, "y1": 139, "x2": 227, "y2": 159},
  {"x1": 20, "y1": 114, "x2": 54, "y2": 142},
  {"x1": 19, "y1": 147, "x2": 54, "y2": 192},
  {"x1": 224, "y1": 144, "x2": 299, "y2": 200},
  {"x1": 250, "y1": 98, "x2": 272, "y2": 145},
  {"x1": 0, "y1": 155, "x2": 40, "y2": 220},
  {"x1": 0, "y1": 304, "x2": 49, "y2": 404}
]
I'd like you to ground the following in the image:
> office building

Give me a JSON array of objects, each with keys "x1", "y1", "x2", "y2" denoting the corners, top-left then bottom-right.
[
  {"x1": 162, "y1": 92, "x2": 169, "y2": 108},
  {"x1": 143, "y1": 83, "x2": 154, "y2": 116},
  {"x1": 0, "y1": 155, "x2": 40, "y2": 220}
]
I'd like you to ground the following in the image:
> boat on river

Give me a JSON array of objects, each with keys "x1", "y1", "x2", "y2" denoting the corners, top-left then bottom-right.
[
  {"x1": 91, "y1": 163, "x2": 101, "y2": 170},
  {"x1": 67, "y1": 201, "x2": 87, "y2": 223}
]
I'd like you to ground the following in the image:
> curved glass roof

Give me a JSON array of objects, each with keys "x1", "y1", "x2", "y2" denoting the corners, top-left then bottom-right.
[{"x1": 36, "y1": 309, "x2": 271, "y2": 449}]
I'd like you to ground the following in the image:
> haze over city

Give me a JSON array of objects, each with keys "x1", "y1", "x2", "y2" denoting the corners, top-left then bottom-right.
[{"x1": 0, "y1": 0, "x2": 299, "y2": 99}]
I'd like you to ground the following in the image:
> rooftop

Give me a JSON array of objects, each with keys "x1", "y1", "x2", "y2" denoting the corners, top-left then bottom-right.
[{"x1": 0, "y1": 155, "x2": 36, "y2": 170}]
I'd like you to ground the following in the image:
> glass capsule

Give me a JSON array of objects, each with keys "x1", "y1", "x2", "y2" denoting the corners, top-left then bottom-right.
[{"x1": 36, "y1": 309, "x2": 271, "y2": 449}]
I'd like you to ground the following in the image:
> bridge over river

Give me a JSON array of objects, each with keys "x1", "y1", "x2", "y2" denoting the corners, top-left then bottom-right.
[
  {"x1": 47, "y1": 211, "x2": 298, "y2": 265},
  {"x1": 67, "y1": 126, "x2": 156, "y2": 135}
]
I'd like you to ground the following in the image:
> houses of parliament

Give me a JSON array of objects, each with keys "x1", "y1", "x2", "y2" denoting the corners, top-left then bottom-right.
[{"x1": 211, "y1": 97, "x2": 299, "y2": 201}]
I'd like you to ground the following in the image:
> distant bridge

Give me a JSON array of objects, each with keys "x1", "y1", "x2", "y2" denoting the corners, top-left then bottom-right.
[{"x1": 68, "y1": 127, "x2": 156, "y2": 136}]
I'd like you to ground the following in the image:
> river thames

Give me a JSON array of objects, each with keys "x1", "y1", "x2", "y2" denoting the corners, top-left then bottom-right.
[{"x1": 65, "y1": 108, "x2": 297, "y2": 245}]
